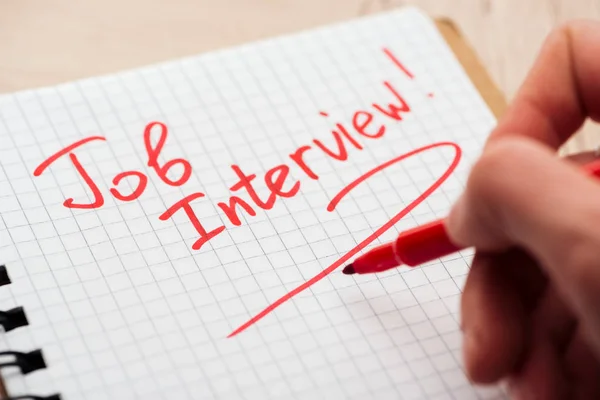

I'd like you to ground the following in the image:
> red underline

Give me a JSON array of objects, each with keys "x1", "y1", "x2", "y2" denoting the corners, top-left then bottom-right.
[{"x1": 227, "y1": 141, "x2": 462, "y2": 338}]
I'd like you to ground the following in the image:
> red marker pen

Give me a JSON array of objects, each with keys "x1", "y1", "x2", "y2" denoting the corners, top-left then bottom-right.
[{"x1": 343, "y1": 158, "x2": 600, "y2": 275}]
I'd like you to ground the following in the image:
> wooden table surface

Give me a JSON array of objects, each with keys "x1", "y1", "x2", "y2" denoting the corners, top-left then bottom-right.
[
  {"x1": 0, "y1": 1, "x2": 597, "y2": 398},
  {"x1": 0, "y1": 0, "x2": 598, "y2": 148}
]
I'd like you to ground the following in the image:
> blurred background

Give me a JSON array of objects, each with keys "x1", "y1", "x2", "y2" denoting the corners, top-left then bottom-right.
[{"x1": 0, "y1": 0, "x2": 597, "y2": 152}]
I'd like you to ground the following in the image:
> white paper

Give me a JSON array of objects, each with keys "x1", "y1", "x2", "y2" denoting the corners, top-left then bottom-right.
[{"x1": 0, "y1": 7, "x2": 505, "y2": 399}]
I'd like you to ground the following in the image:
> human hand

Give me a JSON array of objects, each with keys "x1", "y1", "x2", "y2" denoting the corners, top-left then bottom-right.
[{"x1": 446, "y1": 20, "x2": 600, "y2": 399}]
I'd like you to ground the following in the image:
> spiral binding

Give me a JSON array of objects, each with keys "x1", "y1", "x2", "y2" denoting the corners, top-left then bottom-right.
[{"x1": 0, "y1": 265, "x2": 62, "y2": 400}]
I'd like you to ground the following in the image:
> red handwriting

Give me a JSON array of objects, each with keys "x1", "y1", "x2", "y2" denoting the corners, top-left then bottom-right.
[
  {"x1": 33, "y1": 123, "x2": 195, "y2": 209},
  {"x1": 227, "y1": 142, "x2": 461, "y2": 337},
  {"x1": 144, "y1": 121, "x2": 192, "y2": 187},
  {"x1": 33, "y1": 47, "x2": 417, "y2": 248},
  {"x1": 110, "y1": 171, "x2": 148, "y2": 202},
  {"x1": 31, "y1": 47, "x2": 461, "y2": 337},
  {"x1": 159, "y1": 193, "x2": 226, "y2": 250},
  {"x1": 34, "y1": 136, "x2": 108, "y2": 209},
  {"x1": 33, "y1": 136, "x2": 107, "y2": 177},
  {"x1": 383, "y1": 47, "x2": 415, "y2": 79}
]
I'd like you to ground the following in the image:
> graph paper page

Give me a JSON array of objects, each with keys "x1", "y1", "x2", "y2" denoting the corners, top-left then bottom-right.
[{"x1": 0, "y1": 7, "x2": 505, "y2": 400}]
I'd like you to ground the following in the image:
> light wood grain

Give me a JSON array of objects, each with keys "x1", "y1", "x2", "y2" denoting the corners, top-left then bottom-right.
[
  {"x1": 0, "y1": 0, "x2": 597, "y2": 151},
  {"x1": 0, "y1": 1, "x2": 597, "y2": 398}
]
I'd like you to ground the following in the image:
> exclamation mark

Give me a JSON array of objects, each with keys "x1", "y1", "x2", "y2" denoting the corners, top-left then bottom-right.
[
  {"x1": 383, "y1": 48, "x2": 415, "y2": 79},
  {"x1": 382, "y1": 48, "x2": 434, "y2": 98}
]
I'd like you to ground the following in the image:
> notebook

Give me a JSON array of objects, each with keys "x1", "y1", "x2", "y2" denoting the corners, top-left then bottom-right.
[{"x1": 0, "y1": 7, "x2": 506, "y2": 400}]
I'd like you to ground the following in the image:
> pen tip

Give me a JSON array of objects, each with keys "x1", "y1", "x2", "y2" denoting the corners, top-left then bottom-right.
[{"x1": 342, "y1": 264, "x2": 355, "y2": 275}]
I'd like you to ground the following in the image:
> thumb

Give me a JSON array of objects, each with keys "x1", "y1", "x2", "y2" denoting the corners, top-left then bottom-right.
[{"x1": 446, "y1": 136, "x2": 600, "y2": 354}]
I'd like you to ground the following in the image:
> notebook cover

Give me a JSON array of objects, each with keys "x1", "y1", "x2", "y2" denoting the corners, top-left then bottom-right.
[{"x1": 435, "y1": 18, "x2": 507, "y2": 119}]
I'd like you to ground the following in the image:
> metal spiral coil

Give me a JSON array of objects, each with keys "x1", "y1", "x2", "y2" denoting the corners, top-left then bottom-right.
[{"x1": 0, "y1": 265, "x2": 61, "y2": 400}]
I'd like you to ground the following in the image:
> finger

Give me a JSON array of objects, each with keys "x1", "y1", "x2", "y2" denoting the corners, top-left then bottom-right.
[
  {"x1": 448, "y1": 148, "x2": 597, "y2": 250},
  {"x1": 446, "y1": 136, "x2": 600, "y2": 357},
  {"x1": 508, "y1": 339, "x2": 567, "y2": 400},
  {"x1": 460, "y1": 150, "x2": 591, "y2": 383},
  {"x1": 530, "y1": 285, "x2": 577, "y2": 354},
  {"x1": 565, "y1": 328, "x2": 600, "y2": 399},
  {"x1": 508, "y1": 287, "x2": 575, "y2": 400},
  {"x1": 488, "y1": 20, "x2": 600, "y2": 148},
  {"x1": 508, "y1": 340, "x2": 567, "y2": 400},
  {"x1": 461, "y1": 249, "x2": 547, "y2": 384}
]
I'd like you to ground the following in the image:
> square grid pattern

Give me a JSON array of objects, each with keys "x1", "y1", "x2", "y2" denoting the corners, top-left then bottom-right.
[{"x1": 0, "y1": 7, "x2": 506, "y2": 400}]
